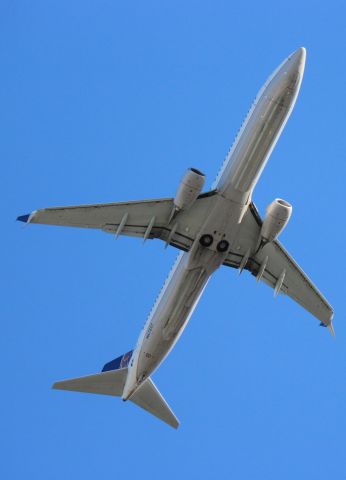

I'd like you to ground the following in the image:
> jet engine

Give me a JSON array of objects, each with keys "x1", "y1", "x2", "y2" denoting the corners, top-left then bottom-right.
[
  {"x1": 260, "y1": 198, "x2": 292, "y2": 243},
  {"x1": 173, "y1": 168, "x2": 205, "y2": 211}
]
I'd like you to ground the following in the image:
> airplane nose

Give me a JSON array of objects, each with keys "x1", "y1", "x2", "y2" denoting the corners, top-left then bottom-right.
[
  {"x1": 269, "y1": 47, "x2": 306, "y2": 96},
  {"x1": 266, "y1": 47, "x2": 306, "y2": 94},
  {"x1": 288, "y1": 47, "x2": 306, "y2": 76}
]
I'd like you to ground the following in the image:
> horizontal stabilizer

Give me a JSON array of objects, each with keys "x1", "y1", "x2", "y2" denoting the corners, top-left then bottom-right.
[
  {"x1": 53, "y1": 368, "x2": 179, "y2": 428},
  {"x1": 53, "y1": 368, "x2": 127, "y2": 396},
  {"x1": 131, "y1": 378, "x2": 179, "y2": 429}
]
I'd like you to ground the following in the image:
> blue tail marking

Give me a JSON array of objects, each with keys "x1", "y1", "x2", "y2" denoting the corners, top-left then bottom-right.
[
  {"x1": 102, "y1": 350, "x2": 133, "y2": 372},
  {"x1": 17, "y1": 214, "x2": 30, "y2": 223}
]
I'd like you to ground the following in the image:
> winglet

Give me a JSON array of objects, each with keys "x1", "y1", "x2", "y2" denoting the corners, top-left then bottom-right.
[
  {"x1": 328, "y1": 322, "x2": 335, "y2": 337},
  {"x1": 17, "y1": 211, "x2": 37, "y2": 224},
  {"x1": 319, "y1": 321, "x2": 335, "y2": 337},
  {"x1": 17, "y1": 214, "x2": 30, "y2": 223}
]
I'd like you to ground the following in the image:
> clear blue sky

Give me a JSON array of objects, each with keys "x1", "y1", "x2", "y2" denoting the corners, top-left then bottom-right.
[{"x1": 3, "y1": 1, "x2": 346, "y2": 478}]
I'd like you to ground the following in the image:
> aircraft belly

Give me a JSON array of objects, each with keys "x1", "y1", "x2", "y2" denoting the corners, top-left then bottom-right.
[
  {"x1": 136, "y1": 248, "x2": 219, "y2": 380},
  {"x1": 216, "y1": 52, "x2": 304, "y2": 203},
  {"x1": 218, "y1": 96, "x2": 289, "y2": 202},
  {"x1": 161, "y1": 266, "x2": 209, "y2": 340},
  {"x1": 227, "y1": 98, "x2": 287, "y2": 192}
]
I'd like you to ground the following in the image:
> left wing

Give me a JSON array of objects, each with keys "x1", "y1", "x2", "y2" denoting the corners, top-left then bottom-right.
[
  {"x1": 17, "y1": 193, "x2": 217, "y2": 251},
  {"x1": 223, "y1": 203, "x2": 334, "y2": 332}
]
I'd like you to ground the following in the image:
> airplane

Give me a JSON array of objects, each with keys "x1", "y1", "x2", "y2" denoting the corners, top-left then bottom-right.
[{"x1": 18, "y1": 47, "x2": 334, "y2": 429}]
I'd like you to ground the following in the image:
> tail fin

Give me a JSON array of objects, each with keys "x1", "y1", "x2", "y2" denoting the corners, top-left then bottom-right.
[
  {"x1": 101, "y1": 350, "x2": 133, "y2": 372},
  {"x1": 52, "y1": 351, "x2": 179, "y2": 429}
]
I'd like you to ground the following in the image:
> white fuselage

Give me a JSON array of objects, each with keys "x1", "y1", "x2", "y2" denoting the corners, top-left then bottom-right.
[{"x1": 122, "y1": 48, "x2": 306, "y2": 400}]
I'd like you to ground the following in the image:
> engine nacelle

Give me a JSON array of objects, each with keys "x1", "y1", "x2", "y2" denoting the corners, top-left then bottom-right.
[
  {"x1": 260, "y1": 198, "x2": 292, "y2": 243},
  {"x1": 174, "y1": 168, "x2": 205, "y2": 211}
]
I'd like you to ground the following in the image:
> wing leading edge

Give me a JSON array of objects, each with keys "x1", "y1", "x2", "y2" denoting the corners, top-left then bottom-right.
[{"x1": 223, "y1": 202, "x2": 334, "y2": 332}]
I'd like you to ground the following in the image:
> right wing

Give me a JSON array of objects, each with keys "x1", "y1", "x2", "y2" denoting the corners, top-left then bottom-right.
[
  {"x1": 223, "y1": 202, "x2": 334, "y2": 330},
  {"x1": 17, "y1": 192, "x2": 217, "y2": 251}
]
